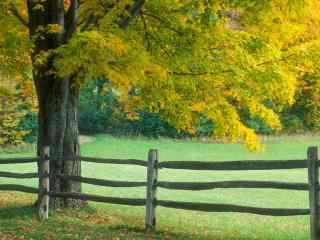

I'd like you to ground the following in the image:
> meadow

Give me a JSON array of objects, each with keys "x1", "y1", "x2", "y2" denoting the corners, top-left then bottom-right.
[{"x1": 0, "y1": 134, "x2": 319, "y2": 240}]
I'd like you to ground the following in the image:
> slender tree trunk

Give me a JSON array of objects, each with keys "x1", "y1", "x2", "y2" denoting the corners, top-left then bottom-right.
[{"x1": 28, "y1": 0, "x2": 82, "y2": 208}]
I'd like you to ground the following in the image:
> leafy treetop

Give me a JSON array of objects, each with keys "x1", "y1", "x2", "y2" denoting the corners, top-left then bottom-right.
[{"x1": 1, "y1": 0, "x2": 320, "y2": 150}]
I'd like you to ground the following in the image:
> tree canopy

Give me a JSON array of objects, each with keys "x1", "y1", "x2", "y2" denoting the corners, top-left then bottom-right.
[{"x1": 1, "y1": 0, "x2": 320, "y2": 150}]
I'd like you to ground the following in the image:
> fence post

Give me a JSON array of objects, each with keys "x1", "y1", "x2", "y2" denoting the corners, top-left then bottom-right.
[
  {"x1": 308, "y1": 146, "x2": 319, "y2": 240},
  {"x1": 145, "y1": 149, "x2": 158, "y2": 231},
  {"x1": 38, "y1": 146, "x2": 50, "y2": 221}
]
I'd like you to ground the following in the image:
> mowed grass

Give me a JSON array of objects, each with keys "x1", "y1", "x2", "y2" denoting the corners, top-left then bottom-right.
[{"x1": 0, "y1": 134, "x2": 319, "y2": 240}]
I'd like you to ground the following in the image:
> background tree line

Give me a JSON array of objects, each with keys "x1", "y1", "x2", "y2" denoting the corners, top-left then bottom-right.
[{"x1": 1, "y1": 73, "x2": 319, "y2": 146}]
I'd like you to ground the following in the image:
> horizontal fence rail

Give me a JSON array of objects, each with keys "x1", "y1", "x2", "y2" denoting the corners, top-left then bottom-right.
[
  {"x1": 0, "y1": 157, "x2": 39, "y2": 164},
  {"x1": 157, "y1": 200, "x2": 310, "y2": 216},
  {"x1": 56, "y1": 175, "x2": 147, "y2": 188},
  {"x1": 157, "y1": 180, "x2": 309, "y2": 191},
  {"x1": 0, "y1": 147, "x2": 318, "y2": 239},
  {"x1": 0, "y1": 184, "x2": 38, "y2": 194},
  {"x1": 0, "y1": 156, "x2": 147, "y2": 166},
  {"x1": 0, "y1": 171, "x2": 38, "y2": 179},
  {"x1": 158, "y1": 160, "x2": 307, "y2": 170},
  {"x1": 75, "y1": 156, "x2": 148, "y2": 167},
  {"x1": 49, "y1": 192, "x2": 146, "y2": 206}
]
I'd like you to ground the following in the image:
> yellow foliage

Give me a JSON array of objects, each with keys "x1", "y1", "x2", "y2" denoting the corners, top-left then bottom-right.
[
  {"x1": 2, "y1": 0, "x2": 320, "y2": 150},
  {"x1": 0, "y1": 88, "x2": 30, "y2": 145}
]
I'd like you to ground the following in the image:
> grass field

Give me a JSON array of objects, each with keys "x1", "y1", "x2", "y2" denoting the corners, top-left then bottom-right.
[{"x1": 0, "y1": 134, "x2": 319, "y2": 240}]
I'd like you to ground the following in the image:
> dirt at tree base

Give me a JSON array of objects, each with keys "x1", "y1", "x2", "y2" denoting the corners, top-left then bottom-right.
[{"x1": 79, "y1": 135, "x2": 94, "y2": 145}]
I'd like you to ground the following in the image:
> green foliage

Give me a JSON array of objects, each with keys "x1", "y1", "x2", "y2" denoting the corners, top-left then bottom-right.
[
  {"x1": 280, "y1": 112, "x2": 305, "y2": 134},
  {"x1": 0, "y1": 78, "x2": 37, "y2": 145},
  {"x1": 78, "y1": 79, "x2": 115, "y2": 134},
  {"x1": 294, "y1": 76, "x2": 320, "y2": 132},
  {"x1": 17, "y1": 111, "x2": 38, "y2": 143},
  {"x1": 244, "y1": 118, "x2": 274, "y2": 135},
  {"x1": 78, "y1": 79, "x2": 187, "y2": 138},
  {"x1": 119, "y1": 111, "x2": 190, "y2": 138},
  {"x1": 0, "y1": 88, "x2": 28, "y2": 145}
]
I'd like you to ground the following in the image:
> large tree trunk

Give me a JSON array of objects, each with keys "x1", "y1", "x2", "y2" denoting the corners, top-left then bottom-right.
[
  {"x1": 36, "y1": 74, "x2": 82, "y2": 208},
  {"x1": 34, "y1": 59, "x2": 82, "y2": 208},
  {"x1": 27, "y1": 0, "x2": 82, "y2": 208}
]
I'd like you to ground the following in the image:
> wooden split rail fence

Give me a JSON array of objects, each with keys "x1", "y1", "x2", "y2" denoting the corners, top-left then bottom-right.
[{"x1": 0, "y1": 147, "x2": 319, "y2": 239}]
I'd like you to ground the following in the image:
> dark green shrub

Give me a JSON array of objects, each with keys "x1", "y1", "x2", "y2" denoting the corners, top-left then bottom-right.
[
  {"x1": 79, "y1": 79, "x2": 116, "y2": 134},
  {"x1": 18, "y1": 111, "x2": 38, "y2": 143},
  {"x1": 196, "y1": 116, "x2": 215, "y2": 137},
  {"x1": 122, "y1": 111, "x2": 189, "y2": 138},
  {"x1": 245, "y1": 117, "x2": 275, "y2": 135}
]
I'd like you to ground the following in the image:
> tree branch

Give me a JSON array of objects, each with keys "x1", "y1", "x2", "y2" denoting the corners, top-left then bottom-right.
[
  {"x1": 64, "y1": 0, "x2": 79, "y2": 41},
  {"x1": 170, "y1": 69, "x2": 233, "y2": 76},
  {"x1": 256, "y1": 53, "x2": 295, "y2": 66},
  {"x1": 97, "y1": 0, "x2": 114, "y2": 12},
  {"x1": 9, "y1": 4, "x2": 28, "y2": 27},
  {"x1": 79, "y1": 13, "x2": 99, "y2": 32},
  {"x1": 141, "y1": 11, "x2": 184, "y2": 36},
  {"x1": 118, "y1": 0, "x2": 145, "y2": 29},
  {"x1": 140, "y1": 12, "x2": 151, "y2": 51},
  {"x1": 78, "y1": 0, "x2": 145, "y2": 31},
  {"x1": 145, "y1": 32, "x2": 172, "y2": 57}
]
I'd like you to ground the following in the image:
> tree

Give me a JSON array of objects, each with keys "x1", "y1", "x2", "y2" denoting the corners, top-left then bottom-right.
[
  {"x1": 0, "y1": 0, "x2": 319, "y2": 208},
  {"x1": 0, "y1": 0, "x2": 154, "y2": 208}
]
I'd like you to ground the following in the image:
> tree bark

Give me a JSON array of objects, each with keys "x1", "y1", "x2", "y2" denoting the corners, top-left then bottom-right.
[
  {"x1": 35, "y1": 69, "x2": 83, "y2": 209},
  {"x1": 27, "y1": 0, "x2": 82, "y2": 208}
]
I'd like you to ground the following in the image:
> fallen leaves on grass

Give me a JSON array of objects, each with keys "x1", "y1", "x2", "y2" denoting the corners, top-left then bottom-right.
[{"x1": 0, "y1": 232, "x2": 25, "y2": 240}]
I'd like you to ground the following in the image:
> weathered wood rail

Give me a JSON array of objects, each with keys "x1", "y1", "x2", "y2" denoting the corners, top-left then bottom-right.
[
  {"x1": 0, "y1": 147, "x2": 318, "y2": 239},
  {"x1": 157, "y1": 159, "x2": 308, "y2": 170}
]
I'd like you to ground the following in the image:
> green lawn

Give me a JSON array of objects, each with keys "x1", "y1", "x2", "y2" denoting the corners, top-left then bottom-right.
[{"x1": 0, "y1": 134, "x2": 319, "y2": 240}]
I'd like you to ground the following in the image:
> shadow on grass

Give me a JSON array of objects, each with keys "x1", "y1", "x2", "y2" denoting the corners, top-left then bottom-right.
[
  {"x1": 0, "y1": 204, "x2": 267, "y2": 240},
  {"x1": 78, "y1": 223, "x2": 205, "y2": 240},
  {"x1": 0, "y1": 204, "x2": 36, "y2": 220},
  {"x1": 0, "y1": 204, "x2": 270, "y2": 240}
]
